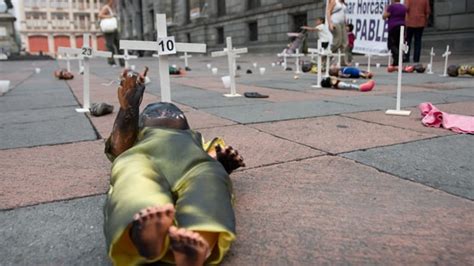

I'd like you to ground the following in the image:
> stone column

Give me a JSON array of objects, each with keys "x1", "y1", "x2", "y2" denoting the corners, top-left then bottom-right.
[
  {"x1": 68, "y1": 0, "x2": 74, "y2": 31},
  {"x1": 48, "y1": 34, "x2": 55, "y2": 55},
  {"x1": 89, "y1": 0, "x2": 96, "y2": 31},
  {"x1": 70, "y1": 34, "x2": 75, "y2": 48}
]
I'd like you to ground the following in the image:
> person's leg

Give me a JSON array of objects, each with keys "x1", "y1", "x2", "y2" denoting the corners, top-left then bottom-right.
[
  {"x1": 105, "y1": 154, "x2": 175, "y2": 265},
  {"x1": 405, "y1": 27, "x2": 414, "y2": 62},
  {"x1": 413, "y1": 27, "x2": 424, "y2": 63},
  {"x1": 169, "y1": 226, "x2": 213, "y2": 266},
  {"x1": 173, "y1": 163, "x2": 236, "y2": 265},
  {"x1": 339, "y1": 23, "x2": 348, "y2": 65},
  {"x1": 322, "y1": 42, "x2": 329, "y2": 66},
  {"x1": 113, "y1": 32, "x2": 125, "y2": 67},
  {"x1": 104, "y1": 33, "x2": 117, "y2": 65},
  {"x1": 330, "y1": 23, "x2": 343, "y2": 54},
  {"x1": 389, "y1": 26, "x2": 401, "y2": 66},
  {"x1": 345, "y1": 46, "x2": 353, "y2": 64},
  {"x1": 337, "y1": 80, "x2": 375, "y2": 91}
]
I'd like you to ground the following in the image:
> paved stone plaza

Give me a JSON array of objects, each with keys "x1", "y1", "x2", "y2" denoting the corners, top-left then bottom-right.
[{"x1": 0, "y1": 53, "x2": 473, "y2": 265}]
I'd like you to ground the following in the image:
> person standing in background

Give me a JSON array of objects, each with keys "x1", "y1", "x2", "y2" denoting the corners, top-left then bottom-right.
[
  {"x1": 327, "y1": 0, "x2": 348, "y2": 66},
  {"x1": 383, "y1": 0, "x2": 407, "y2": 68},
  {"x1": 404, "y1": 0, "x2": 431, "y2": 63},
  {"x1": 346, "y1": 23, "x2": 355, "y2": 65},
  {"x1": 99, "y1": 0, "x2": 124, "y2": 67}
]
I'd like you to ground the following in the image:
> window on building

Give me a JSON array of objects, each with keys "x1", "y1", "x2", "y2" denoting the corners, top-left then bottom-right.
[
  {"x1": 186, "y1": 33, "x2": 192, "y2": 43},
  {"x1": 247, "y1": 0, "x2": 261, "y2": 10},
  {"x1": 149, "y1": 9, "x2": 155, "y2": 30},
  {"x1": 292, "y1": 13, "x2": 307, "y2": 32},
  {"x1": 216, "y1": 27, "x2": 224, "y2": 44},
  {"x1": 163, "y1": 0, "x2": 175, "y2": 25},
  {"x1": 217, "y1": 0, "x2": 226, "y2": 17},
  {"x1": 428, "y1": 0, "x2": 434, "y2": 27},
  {"x1": 248, "y1": 21, "x2": 258, "y2": 41},
  {"x1": 188, "y1": 0, "x2": 208, "y2": 21}
]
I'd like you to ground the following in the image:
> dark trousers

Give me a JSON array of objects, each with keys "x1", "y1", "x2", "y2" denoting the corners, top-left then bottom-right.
[
  {"x1": 405, "y1": 27, "x2": 424, "y2": 63},
  {"x1": 104, "y1": 31, "x2": 124, "y2": 67},
  {"x1": 388, "y1": 26, "x2": 402, "y2": 66}
]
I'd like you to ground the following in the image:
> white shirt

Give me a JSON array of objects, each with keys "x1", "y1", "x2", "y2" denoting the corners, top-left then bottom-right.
[
  {"x1": 315, "y1": 24, "x2": 332, "y2": 43},
  {"x1": 331, "y1": 0, "x2": 347, "y2": 24}
]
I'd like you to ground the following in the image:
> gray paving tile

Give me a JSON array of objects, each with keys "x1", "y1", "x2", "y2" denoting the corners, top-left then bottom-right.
[
  {"x1": 0, "y1": 92, "x2": 78, "y2": 112},
  {"x1": 399, "y1": 91, "x2": 474, "y2": 107},
  {"x1": 0, "y1": 106, "x2": 86, "y2": 126},
  {"x1": 203, "y1": 100, "x2": 369, "y2": 123},
  {"x1": 238, "y1": 74, "x2": 318, "y2": 92},
  {"x1": 0, "y1": 195, "x2": 110, "y2": 266},
  {"x1": 163, "y1": 85, "x2": 270, "y2": 109},
  {"x1": 327, "y1": 95, "x2": 400, "y2": 110},
  {"x1": 436, "y1": 88, "x2": 474, "y2": 97},
  {"x1": 0, "y1": 114, "x2": 97, "y2": 149},
  {"x1": 343, "y1": 134, "x2": 474, "y2": 200}
]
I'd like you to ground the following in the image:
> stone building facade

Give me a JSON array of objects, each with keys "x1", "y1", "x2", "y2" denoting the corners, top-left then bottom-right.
[
  {"x1": 118, "y1": 0, "x2": 474, "y2": 54},
  {"x1": 17, "y1": 0, "x2": 106, "y2": 56}
]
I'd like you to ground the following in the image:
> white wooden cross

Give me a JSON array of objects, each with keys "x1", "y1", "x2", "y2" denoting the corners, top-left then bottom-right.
[
  {"x1": 365, "y1": 53, "x2": 372, "y2": 72},
  {"x1": 387, "y1": 50, "x2": 392, "y2": 67},
  {"x1": 211, "y1": 37, "x2": 248, "y2": 97},
  {"x1": 113, "y1": 49, "x2": 138, "y2": 69},
  {"x1": 337, "y1": 49, "x2": 342, "y2": 68},
  {"x1": 58, "y1": 34, "x2": 112, "y2": 113},
  {"x1": 386, "y1": 7, "x2": 411, "y2": 117},
  {"x1": 441, "y1": 45, "x2": 451, "y2": 77},
  {"x1": 285, "y1": 49, "x2": 305, "y2": 74},
  {"x1": 179, "y1": 52, "x2": 192, "y2": 69},
  {"x1": 323, "y1": 49, "x2": 333, "y2": 77},
  {"x1": 309, "y1": 40, "x2": 324, "y2": 88},
  {"x1": 57, "y1": 48, "x2": 82, "y2": 72},
  {"x1": 277, "y1": 51, "x2": 289, "y2": 69},
  {"x1": 427, "y1": 47, "x2": 435, "y2": 74},
  {"x1": 120, "y1": 14, "x2": 206, "y2": 102}
]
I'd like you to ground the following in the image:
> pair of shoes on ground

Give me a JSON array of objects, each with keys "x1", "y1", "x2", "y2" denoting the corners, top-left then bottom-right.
[
  {"x1": 244, "y1": 92, "x2": 269, "y2": 98},
  {"x1": 359, "y1": 80, "x2": 375, "y2": 92},
  {"x1": 90, "y1": 102, "x2": 114, "y2": 116}
]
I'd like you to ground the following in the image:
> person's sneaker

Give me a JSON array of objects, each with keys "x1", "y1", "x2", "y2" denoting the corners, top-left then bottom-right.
[
  {"x1": 403, "y1": 65, "x2": 415, "y2": 73},
  {"x1": 90, "y1": 102, "x2": 114, "y2": 116},
  {"x1": 359, "y1": 80, "x2": 375, "y2": 92},
  {"x1": 387, "y1": 65, "x2": 398, "y2": 72},
  {"x1": 111, "y1": 64, "x2": 117, "y2": 68}
]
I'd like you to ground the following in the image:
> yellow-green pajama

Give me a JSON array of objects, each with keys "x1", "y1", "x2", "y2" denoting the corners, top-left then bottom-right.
[{"x1": 104, "y1": 127, "x2": 236, "y2": 265}]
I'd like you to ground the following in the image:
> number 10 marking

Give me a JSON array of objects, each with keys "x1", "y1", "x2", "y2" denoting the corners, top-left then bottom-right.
[{"x1": 157, "y1": 37, "x2": 176, "y2": 55}]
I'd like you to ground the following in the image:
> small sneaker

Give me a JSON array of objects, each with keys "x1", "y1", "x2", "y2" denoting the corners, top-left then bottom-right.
[
  {"x1": 90, "y1": 102, "x2": 114, "y2": 116},
  {"x1": 403, "y1": 65, "x2": 415, "y2": 73},
  {"x1": 387, "y1": 65, "x2": 398, "y2": 73},
  {"x1": 359, "y1": 80, "x2": 375, "y2": 92}
]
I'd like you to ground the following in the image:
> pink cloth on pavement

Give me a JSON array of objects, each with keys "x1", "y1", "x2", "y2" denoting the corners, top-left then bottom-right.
[{"x1": 418, "y1": 102, "x2": 474, "y2": 134}]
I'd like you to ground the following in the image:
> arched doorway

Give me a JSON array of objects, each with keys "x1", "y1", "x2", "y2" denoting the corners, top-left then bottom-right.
[
  {"x1": 96, "y1": 35, "x2": 107, "y2": 51},
  {"x1": 28, "y1": 35, "x2": 49, "y2": 54},
  {"x1": 75, "y1": 35, "x2": 92, "y2": 48},
  {"x1": 54, "y1": 35, "x2": 71, "y2": 53}
]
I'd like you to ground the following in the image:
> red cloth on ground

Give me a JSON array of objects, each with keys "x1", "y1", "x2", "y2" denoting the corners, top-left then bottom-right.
[{"x1": 419, "y1": 102, "x2": 474, "y2": 134}]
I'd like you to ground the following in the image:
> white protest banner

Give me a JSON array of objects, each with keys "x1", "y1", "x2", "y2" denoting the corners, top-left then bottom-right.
[{"x1": 345, "y1": 0, "x2": 390, "y2": 54}]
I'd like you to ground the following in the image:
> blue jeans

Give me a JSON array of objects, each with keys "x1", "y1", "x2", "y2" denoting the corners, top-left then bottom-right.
[{"x1": 405, "y1": 27, "x2": 424, "y2": 63}]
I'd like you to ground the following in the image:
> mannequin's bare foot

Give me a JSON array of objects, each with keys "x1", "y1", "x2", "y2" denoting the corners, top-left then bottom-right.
[
  {"x1": 130, "y1": 203, "x2": 175, "y2": 259},
  {"x1": 169, "y1": 226, "x2": 210, "y2": 266}
]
